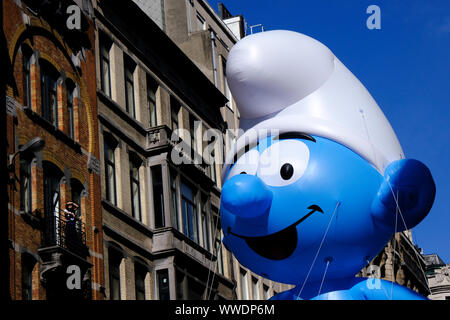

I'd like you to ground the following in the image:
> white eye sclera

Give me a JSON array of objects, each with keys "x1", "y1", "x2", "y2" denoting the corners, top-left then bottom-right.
[
  {"x1": 226, "y1": 149, "x2": 260, "y2": 180},
  {"x1": 257, "y1": 140, "x2": 310, "y2": 187}
]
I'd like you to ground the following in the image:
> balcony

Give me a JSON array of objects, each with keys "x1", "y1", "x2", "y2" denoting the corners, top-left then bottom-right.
[
  {"x1": 38, "y1": 208, "x2": 92, "y2": 298},
  {"x1": 146, "y1": 125, "x2": 215, "y2": 187}
]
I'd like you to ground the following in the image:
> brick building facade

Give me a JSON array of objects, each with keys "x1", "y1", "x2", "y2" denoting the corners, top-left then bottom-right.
[{"x1": 4, "y1": 0, "x2": 103, "y2": 300}]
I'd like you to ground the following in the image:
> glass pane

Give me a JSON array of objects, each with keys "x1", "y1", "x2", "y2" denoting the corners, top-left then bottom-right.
[
  {"x1": 111, "y1": 276, "x2": 120, "y2": 300},
  {"x1": 170, "y1": 171, "x2": 179, "y2": 230},
  {"x1": 152, "y1": 166, "x2": 164, "y2": 228},
  {"x1": 148, "y1": 100, "x2": 157, "y2": 127},
  {"x1": 132, "y1": 180, "x2": 141, "y2": 220},
  {"x1": 101, "y1": 59, "x2": 110, "y2": 96},
  {"x1": 107, "y1": 163, "x2": 115, "y2": 203},
  {"x1": 126, "y1": 79, "x2": 135, "y2": 116},
  {"x1": 20, "y1": 159, "x2": 31, "y2": 212},
  {"x1": 135, "y1": 265, "x2": 146, "y2": 300},
  {"x1": 157, "y1": 269, "x2": 170, "y2": 300}
]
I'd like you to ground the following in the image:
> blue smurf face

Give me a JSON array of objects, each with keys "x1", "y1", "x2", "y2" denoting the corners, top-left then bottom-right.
[{"x1": 220, "y1": 134, "x2": 392, "y2": 285}]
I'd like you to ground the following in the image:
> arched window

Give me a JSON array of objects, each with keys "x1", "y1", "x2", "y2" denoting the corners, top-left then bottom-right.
[
  {"x1": 20, "y1": 152, "x2": 33, "y2": 213},
  {"x1": 40, "y1": 60, "x2": 59, "y2": 126},
  {"x1": 66, "y1": 80, "x2": 76, "y2": 140},
  {"x1": 43, "y1": 161, "x2": 64, "y2": 246},
  {"x1": 99, "y1": 31, "x2": 112, "y2": 97},
  {"x1": 21, "y1": 44, "x2": 33, "y2": 108}
]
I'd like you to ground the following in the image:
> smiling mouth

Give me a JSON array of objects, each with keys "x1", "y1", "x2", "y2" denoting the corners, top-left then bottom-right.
[{"x1": 229, "y1": 205, "x2": 324, "y2": 260}]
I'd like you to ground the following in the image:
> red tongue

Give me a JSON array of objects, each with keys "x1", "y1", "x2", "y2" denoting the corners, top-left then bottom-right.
[{"x1": 245, "y1": 225, "x2": 298, "y2": 260}]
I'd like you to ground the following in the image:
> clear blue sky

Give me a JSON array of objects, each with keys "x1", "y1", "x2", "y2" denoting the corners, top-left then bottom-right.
[{"x1": 208, "y1": 0, "x2": 450, "y2": 263}]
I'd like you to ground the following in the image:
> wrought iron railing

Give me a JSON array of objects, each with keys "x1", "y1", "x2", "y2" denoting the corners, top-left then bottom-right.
[{"x1": 42, "y1": 208, "x2": 88, "y2": 257}]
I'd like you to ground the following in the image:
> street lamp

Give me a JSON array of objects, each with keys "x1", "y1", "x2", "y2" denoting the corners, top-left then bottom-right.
[{"x1": 8, "y1": 136, "x2": 45, "y2": 182}]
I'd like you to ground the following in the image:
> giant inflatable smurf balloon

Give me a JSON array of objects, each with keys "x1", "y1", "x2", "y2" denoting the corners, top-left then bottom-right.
[{"x1": 220, "y1": 30, "x2": 435, "y2": 300}]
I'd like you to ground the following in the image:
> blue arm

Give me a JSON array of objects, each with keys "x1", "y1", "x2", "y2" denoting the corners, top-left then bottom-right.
[
  {"x1": 371, "y1": 159, "x2": 435, "y2": 232},
  {"x1": 350, "y1": 279, "x2": 428, "y2": 300}
]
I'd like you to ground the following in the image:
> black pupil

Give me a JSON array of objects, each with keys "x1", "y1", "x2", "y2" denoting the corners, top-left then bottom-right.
[
  {"x1": 240, "y1": 171, "x2": 247, "y2": 175},
  {"x1": 280, "y1": 163, "x2": 294, "y2": 180}
]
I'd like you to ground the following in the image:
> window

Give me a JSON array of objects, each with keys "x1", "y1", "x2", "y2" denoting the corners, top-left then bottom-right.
[
  {"x1": 157, "y1": 269, "x2": 170, "y2": 300},
  {"x1": 104, "y1": 136, "x2": 117, "y2": 205},
  {"x1": 188, "y1": 277, "x2": 205, "y2": 300},
  {"x1": 263, "y1": 284, "x2": 270, "y2": 300},
  {"x1": 201, "y1": 196, "x2": 210, "y2": 251},
  {"x1": 147, "y1": 75, "x2": 158, "y2": 127},
  {"x1": 21, "y1": 253, "x2": 36, "y2": 300},
  {"x1": 66, "y1": 80, "x2": 75, "y2": 139},
  {"x1": 181, "y1": 180, "x2": 198, "y2": 243},
  {"x1": 212, "y1": 208, "x2": 223, "y2": 275},
  {"x1": 176, "y1": 270, "x2": 205, "y2": 300},
  {"x1": 71, "y1": 179, "x2": 84, "y2": 218},
  {"x1": 100, "y1": 33, "x2": 112, "y2": 97},
  {"x1": 130, "y1": 156, "x2": 142, "y2": 221},
  {"x1": 40, "y1": 61, "x2": 58, "y2": 126},
  {"x1": 22, "y1": 46, "x2": 32, "y2": 108},
  {"x1": 151, "y1": 165, "x2": 165, "y2": 228},
  {"x1": 43, "y1": 162, "x2": 62, "y2": 245},
  {"x1": 134, "y1": 263, "x2": 147, "y2": 300},
  {"x1": 124, "y1": 56, "x2": 136, "y2": 118},
  {"x1": 170, "y1": 169, "x2": 179, "y2": 230},
  {"x1": 252, "y1": 277, "x2": 260, "y2": 300},
  {"x1": 20, "y1": 155, "x2": 32, "y2": 213},
  {"x1": 170, "y1": 96, "x2": 180, "y2": 133},
  {"x1": 109, "y1": 248, "x2": 122, "y2": 300},
  {"x1": 240, "y1": 268, "x2": 249, "y2": 300}
]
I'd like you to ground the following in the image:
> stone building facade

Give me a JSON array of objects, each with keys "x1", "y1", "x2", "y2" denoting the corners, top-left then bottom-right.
[
  {"x1": 94, "y1": 0, "x2": 235, "y2": 300},
  {"x1": 423, "y1": 253, "x2": 450, "y2": 300},
  {"x1": 4, "y1": 0, "x2": 103, "y2": 300},
  {"x1": 359, "y1": 231, "x2": 430, "y2": 298}
]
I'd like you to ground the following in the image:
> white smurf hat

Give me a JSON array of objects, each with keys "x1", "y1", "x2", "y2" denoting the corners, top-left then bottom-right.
[{"x1": 223, "y1": 30, "x2": 404, "y2": 179}]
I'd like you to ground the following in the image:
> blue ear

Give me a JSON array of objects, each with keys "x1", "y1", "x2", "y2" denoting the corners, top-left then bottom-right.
[{"x1": 371, "y1": 159, "x2": 435, "y2": 232}]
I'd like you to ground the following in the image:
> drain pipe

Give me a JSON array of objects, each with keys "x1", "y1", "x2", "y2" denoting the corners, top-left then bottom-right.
[{"x1": 210, "y1": 29, "x2": 218, "y2": 87}]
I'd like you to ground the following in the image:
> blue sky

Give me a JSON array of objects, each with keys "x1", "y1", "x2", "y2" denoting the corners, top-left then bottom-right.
[{"x1": 208, "y1": 0, "x2": 450, "y2": 262}]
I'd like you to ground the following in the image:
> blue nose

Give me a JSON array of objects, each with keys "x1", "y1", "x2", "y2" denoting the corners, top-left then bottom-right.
[{"x1": 221, "y1": 174, "x2": 273, "y2": 219}]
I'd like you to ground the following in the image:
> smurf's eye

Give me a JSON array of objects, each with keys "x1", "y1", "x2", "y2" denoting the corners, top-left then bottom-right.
[
  {"x1": 226, "y1": 149, "x2": 259, "y2": 181},
  {"x1": 280, "y1": 163, "x2": 294, "y2": 180},
  {"x1": 257, "y1": 140, "x2": 309, "y2": 187}
]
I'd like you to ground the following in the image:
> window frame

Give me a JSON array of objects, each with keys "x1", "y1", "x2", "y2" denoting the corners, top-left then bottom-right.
[
  {"x1": 100, "y1": 33, "x2": 112, "y2": 97},
  {"x1": 20, "y1": 155, "x2": 32, "y2": 213},
  {"x1": 104, "y1": 136, "x2": 117, "y2": 205},
  {"x1": 129, "y1": 156, "x2": 142, "y2": 222},
  {"x1": 157, "y1": 269, "x2": 170, "y2": 300},
  {"x1": 170, "y1": 169, "x2": 179, "y2": 230},
  {"x1": 40, "y1": 61, "x2": 59, "y2": 126},
  {"x1": 124, "y1": 55, "x2": 136, "y2": 118},
  {"x1": 22, "y1": 48, "x2": 32, "y2": 108},
  {"x1": 151, "y1": 165, "x2": 165, "y2": 228},
  {"x1": 134, "y1": 262, "x2": 147, "y2": 300},
  {"x1": 108, "y1": 248, "x2": 122, "y2": 300},
  {"x1": 147, "y1": 75, "x2": 158, "y2": 127},
  {"x1": 181, "y1": 180, "x2": 199, "y2": 243}
]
